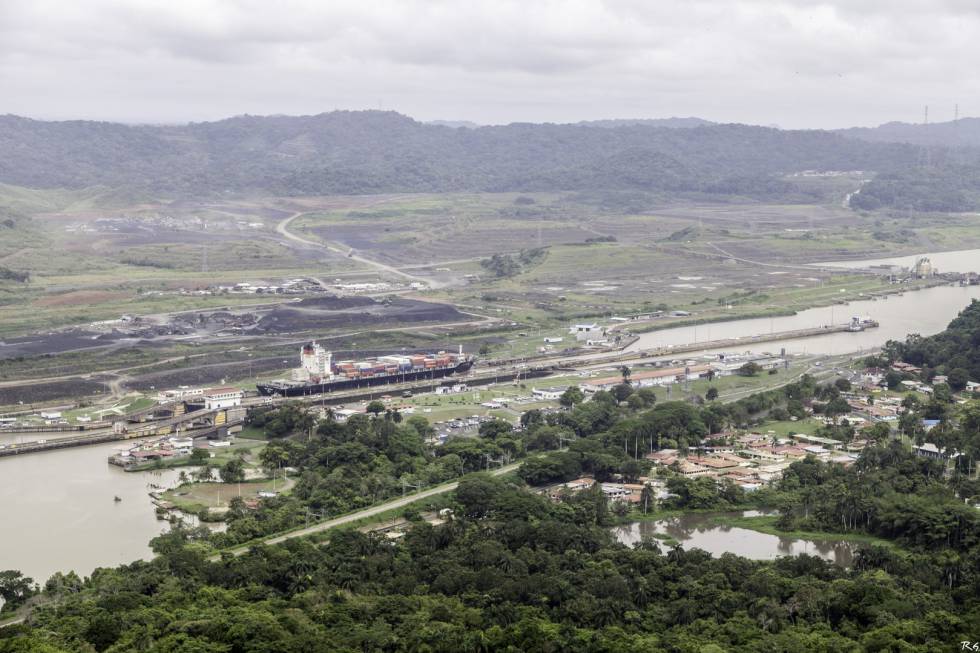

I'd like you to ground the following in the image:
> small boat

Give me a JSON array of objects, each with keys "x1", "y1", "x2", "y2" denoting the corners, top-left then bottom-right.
[{"x1": 114, "y1": 496, "x2": 122, "y2": 502}]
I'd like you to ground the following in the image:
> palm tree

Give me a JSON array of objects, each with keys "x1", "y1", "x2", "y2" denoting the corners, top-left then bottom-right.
[
  {"x1": 620, "y1": 365, "x2": 632, "y2": 385},
  {"x1": 640, "y1": 483, "x2": 655, "y2": 514}
]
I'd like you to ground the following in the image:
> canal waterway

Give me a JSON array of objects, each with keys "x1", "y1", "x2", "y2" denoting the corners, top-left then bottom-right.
[
  {"x1": 612, "y1": 511, "x2": 858, "y2": 567},
  {"x1": 815, "y1": 247, "x2": 980, "y2": 274},
  {"x1": 0, "y1": 440, "x2": 180, "y2": 584},
  {"x1": 627, "y1": 283, "x2": 980, "y2": 357}
]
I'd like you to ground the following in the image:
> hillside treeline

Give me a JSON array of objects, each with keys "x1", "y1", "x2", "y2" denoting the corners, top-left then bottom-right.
[
  {"x1": 886, "y1": 299, "x2": 980, "y2": 383},
  {"x1": 2, "y1": 444, "x2": 978, "y2": 651},
  {"x1": 3, "y1": 357, "x2": 980, "y2": 648},
  {"x1": 0, "y1": 111, "x2": 923, "y2": 200},
  {"x1": 852, "y1": 164, "x2": 980, "y2": 212}
]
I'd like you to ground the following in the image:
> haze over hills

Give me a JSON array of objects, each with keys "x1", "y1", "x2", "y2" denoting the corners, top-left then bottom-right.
[
  {"x1": 0, "y1": 110, "x2": 922, "y2": 201},
  {"x1": 576, "y1": 117, "x2": 717, "y2": 129},
  {"x1": 5, "y1": 109, "x2": 980, "y2": 212},
  {"x1": 427, "y1": 117, "x2": 718, "y2": 129},
  {"x1": 838, "y1": 117, "x2": 980, "y2": 148}
]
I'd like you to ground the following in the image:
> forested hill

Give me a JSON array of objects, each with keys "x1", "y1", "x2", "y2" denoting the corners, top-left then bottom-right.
[
  {"x1": 888, "y1": 298, "x2": 980, "y2": 384},
  {"x1": 840, "y1": 117, "x2": 980, "y2": 148},
  {"x1": 849, "y1": 163, "x2": 980, "y2": 212},
  {"x1": 0, "y1": 111, "x2": 921, "y2": 199}
]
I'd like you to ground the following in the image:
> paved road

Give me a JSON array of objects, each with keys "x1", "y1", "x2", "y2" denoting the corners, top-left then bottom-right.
[
  {"x1": 0, "y1": 611, "x2": 28, "y2": 628},
  {"x1": 220, "y1": 461, "x2": 522, "y2": 558}
]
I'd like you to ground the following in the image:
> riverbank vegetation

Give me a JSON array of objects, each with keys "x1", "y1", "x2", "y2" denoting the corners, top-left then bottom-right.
[
  {"x1": 3, "y1": 388, "x2": 980, "y2": 649},
  {"x1": 197, "y1": 403, "x2": 544, "y2": 549},
  {"x1": 885, "y1": 297, "x2": 980, "y2": 384},
  {"x1": 6, "y1": 304, "x2": 980, "y2": 648},
  {"x1": 3, "y1": 450, "x2": 979, "y2": 651}
]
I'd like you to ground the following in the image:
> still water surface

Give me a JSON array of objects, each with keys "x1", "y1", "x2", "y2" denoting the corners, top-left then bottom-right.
[
  {"x1": 627, "y1": 283, "x2": 980, "y2": 357},
  {"x1": 612, "y1": 511, "x2": 857, "y2": 567},
  {"x1": 626, "y1": 247, "x2": 980, "y2": 357},
  {"x1": 815, "y1": 247, "x2": 980, "y2": 274},
  {"x1": 0, "y1": 441, "x2": 179, "y2": 583}
]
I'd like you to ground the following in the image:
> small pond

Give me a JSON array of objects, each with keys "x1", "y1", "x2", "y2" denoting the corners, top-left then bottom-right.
[{"x1": 612, "y1": 510, "x2": 858, "y2": 567}]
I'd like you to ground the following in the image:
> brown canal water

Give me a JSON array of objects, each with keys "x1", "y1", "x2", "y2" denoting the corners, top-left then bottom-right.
[
  {"x1": 628, "y1": 281, "x2": 980, "y2": 356},
  {"x1": 612, "y1": 510, "x2": 858, "y2": 567},
  {"x1": 815, "y1": 247, "x2": 980, "y2": 274},
  {"x1": 0, "y1": 440, "x2": 181, "y2": 584}
]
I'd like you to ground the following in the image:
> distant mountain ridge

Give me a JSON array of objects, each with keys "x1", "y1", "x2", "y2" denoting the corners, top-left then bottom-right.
[
  {"x1": 839, "y1": 117, "x2": 980, "y2": 148},
  {"x1": 576, "y1": 117, "x2": 716, "y2": 129},
  {"x1": 0, "y1": 110, "x2": 925, "y2": 199},
  {"x1": 425, "y1": 120, "x2": 481, "y2": 129},
  {"x1": 426, "y1": 117, "x2": 717, "y2": 129}
]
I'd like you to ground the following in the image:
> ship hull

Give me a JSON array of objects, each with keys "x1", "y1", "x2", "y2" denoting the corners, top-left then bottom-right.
[{"x1": 257, "y1": 360, "x2": 474, "y2": 397}]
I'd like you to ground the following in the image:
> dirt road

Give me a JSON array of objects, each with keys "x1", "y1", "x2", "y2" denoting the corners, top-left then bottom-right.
[{"x1": 276, "y1": 212, "x2": 443, "y2": 288}]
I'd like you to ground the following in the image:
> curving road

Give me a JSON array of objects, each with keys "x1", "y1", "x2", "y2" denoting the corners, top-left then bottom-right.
[{"x1": 276, "y1": 212, "x2": 442, "y2": 288}]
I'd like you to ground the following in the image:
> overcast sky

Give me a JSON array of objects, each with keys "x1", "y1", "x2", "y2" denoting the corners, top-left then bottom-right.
[{"x1": 0, "y1": 0, "x2": 976, "y2": 129}]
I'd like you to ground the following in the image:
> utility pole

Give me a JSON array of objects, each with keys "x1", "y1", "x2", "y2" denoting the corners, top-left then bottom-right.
[
  {"x1": 201, "y1": 221, "x2": 209, "y2": 273},
  {"x1": 401, "y1": 479, "x2": 422, "y2": 496}
]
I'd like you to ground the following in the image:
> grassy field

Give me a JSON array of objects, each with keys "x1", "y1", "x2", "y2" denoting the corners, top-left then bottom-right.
[
  {"x1": 755, "y1": 418, "x2": 824, "y2": 437},
  {"x1": 162, "y1": 477, "x2": 289, "y2": 512}
]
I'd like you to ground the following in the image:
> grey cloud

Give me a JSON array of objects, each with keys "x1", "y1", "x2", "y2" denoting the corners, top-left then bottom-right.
[{"x1": 0, "y1": 0, "x2": 976, "y2": 127}]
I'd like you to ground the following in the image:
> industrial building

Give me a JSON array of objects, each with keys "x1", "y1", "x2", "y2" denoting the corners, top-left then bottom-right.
[{"x1": 203, "y1": 387, "x2": 244, "y2": 410}]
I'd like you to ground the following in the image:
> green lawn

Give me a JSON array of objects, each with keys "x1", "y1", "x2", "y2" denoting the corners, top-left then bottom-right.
[
  {"x1": 162, "y1": 478, "x2": 289, "y2": 513},
  {"x1": 752, "y1": 418, "x2": 823, "y2": 437}
]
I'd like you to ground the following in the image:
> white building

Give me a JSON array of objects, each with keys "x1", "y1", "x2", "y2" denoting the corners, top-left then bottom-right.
[
  {"x1": 912, "y1": 442, "x2": 960, "y2": 461},
  {"x1": 203, "y1": 387, "x2": 244, "y2": 410},
  {"x1": 600, "y1": 483, "x2": 630, "y2": 501},
  {"x1": 570, "y1": 323, "x2": 603, "y2": 341},
  {"x1": 710, "y1": 355, "x2": 785, "y2": 377},
  {"x1": 161, "y1": 386, "x2": 205, "y2": 402},
  {"x1": 532, "y1": 386, "x2": 567, "y2": 400}
]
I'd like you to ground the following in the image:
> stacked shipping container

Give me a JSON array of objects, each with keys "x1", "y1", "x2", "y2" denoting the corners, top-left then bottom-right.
[{"x1": 330, "y1": 351, "x2": 462, "y2": 380}]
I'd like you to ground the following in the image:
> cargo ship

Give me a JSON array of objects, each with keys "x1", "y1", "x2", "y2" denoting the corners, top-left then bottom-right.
[{"x1": 256, "y1": 342, "x2": 475, "y2": 397}]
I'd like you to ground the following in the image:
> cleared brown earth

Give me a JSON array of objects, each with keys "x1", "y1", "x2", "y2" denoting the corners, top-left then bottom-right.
[
  {"x1": 122, "y1": 356, "x2": 293, "y2": 392},
  {"x1": 0, "y1": 377, "x2": 109, "y2": 406},
  {"x1": 0, "y1": 330, "x2": 133, "y2": 360},
  {"x1": 255, "y1": 297, "x2": 468, "y2": 333},
  {"x1": 35, "y1": 290, "x2": 129, "y2": 308}
]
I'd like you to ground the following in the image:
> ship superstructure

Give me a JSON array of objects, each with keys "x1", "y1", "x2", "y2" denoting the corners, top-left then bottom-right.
[{"x1": 294, "y1": 341, "x2": 333, "y2": 382}]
